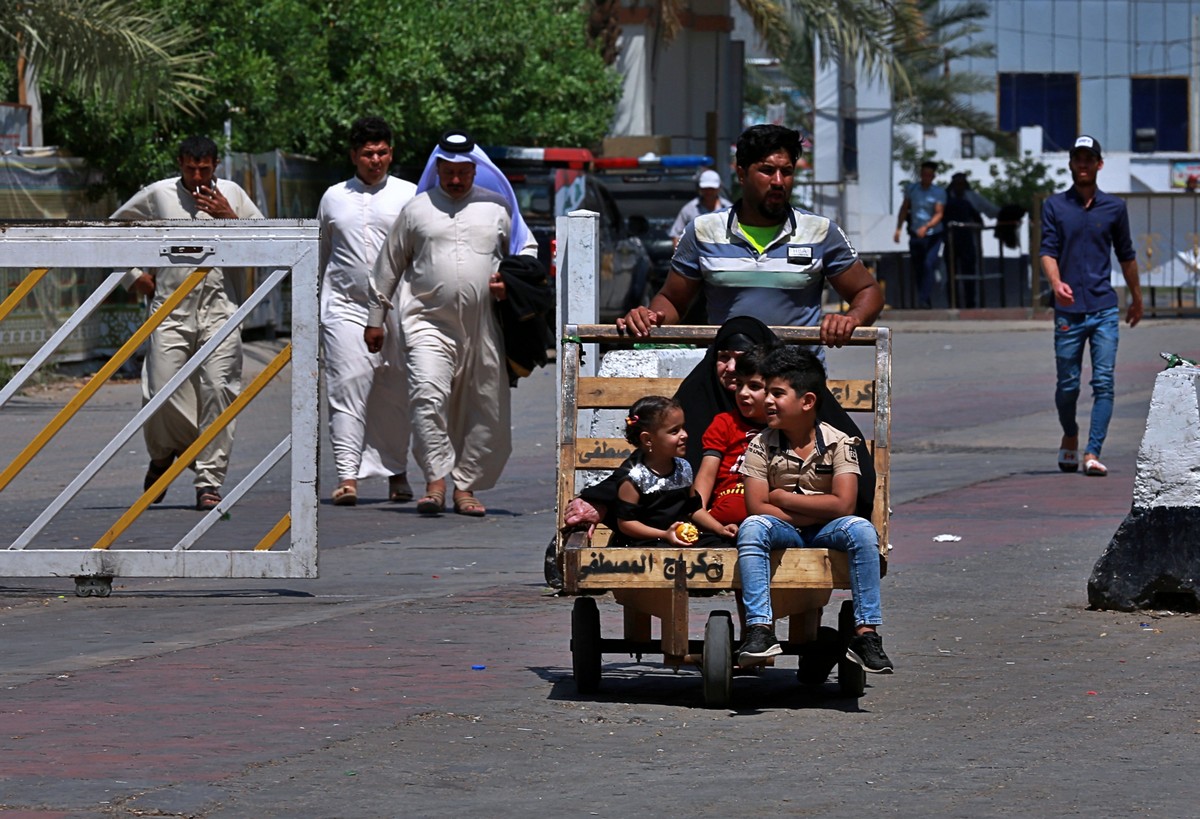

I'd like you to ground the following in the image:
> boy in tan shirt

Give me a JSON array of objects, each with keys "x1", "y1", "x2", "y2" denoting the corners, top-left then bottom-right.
[{"x1": 736, "y1": 345, "x2": 894, "y2": 673}]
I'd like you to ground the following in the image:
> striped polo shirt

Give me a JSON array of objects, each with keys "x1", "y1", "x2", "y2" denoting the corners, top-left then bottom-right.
[{"x1": 671, "y1": 204, "x2": 860, "y2": 328}]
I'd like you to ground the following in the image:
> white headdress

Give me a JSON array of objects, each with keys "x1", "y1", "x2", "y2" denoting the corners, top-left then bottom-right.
[{"x1": 415, "y1": 130, "x2": 530, "y2": 256}]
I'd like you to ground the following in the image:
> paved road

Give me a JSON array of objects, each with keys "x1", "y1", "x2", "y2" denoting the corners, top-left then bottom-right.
[{"x1": 0, "y1": 318, "x2": 1196, "y2": 817}]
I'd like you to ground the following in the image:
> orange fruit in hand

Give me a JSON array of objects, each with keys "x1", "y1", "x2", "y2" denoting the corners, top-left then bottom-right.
[{"x1": 674, "y1": 522, "x2": 699, "y2": 544}]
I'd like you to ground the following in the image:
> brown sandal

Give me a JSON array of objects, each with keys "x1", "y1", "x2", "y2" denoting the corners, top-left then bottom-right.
[
  {"x1": 453, "y1": 494, "x2": 486, "y2": 517},
  {"x1": 332, "y1": 484, "x2": 358, "y2": 506},
  {"x1": 416, "y1": 490, "x2": 445, "y2": 516},
  {"x1": 196, "y1": 487, "x2": 222, "y2": 512}
]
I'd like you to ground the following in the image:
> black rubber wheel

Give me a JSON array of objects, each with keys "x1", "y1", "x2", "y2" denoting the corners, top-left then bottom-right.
[
  {"x1": 837, "y1": 599, "x2": 866, "y2": 697},
  {"x1": 797, "y1": 626, "x2": 842, "y2": 686},
  {"x1": 571, "y1": 596, "x2": 602, "y2": 694},
  {"x1": 702, "y1": 611, "x2": 734, "y2": 707},
  {"x1": 544, "y1": 536, "x2": 563, "y2": 589}
]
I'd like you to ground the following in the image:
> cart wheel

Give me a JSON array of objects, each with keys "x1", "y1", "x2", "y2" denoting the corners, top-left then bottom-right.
[
  {"x1": 571, "y1": 596, "x2": 602, "y2": 694},
  {"x1": 74, "y1": 576, "x2": 112, "y2": 598},
  {"x1": 837, "y1": 599, "x2": 866, "y2": 697},
  {"x1": 702, "y1": 611, "x2": 734, "y2": 707},
  {"x1": 797, "y1": 626, "x2": 841, "y2": 686}
]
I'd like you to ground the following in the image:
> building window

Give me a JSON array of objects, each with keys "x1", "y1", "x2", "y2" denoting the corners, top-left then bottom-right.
[
  {"x1": 1131, "y1": 76, "x2": 1188, "y2": 153},
  {"x1": 961, "y1": 132, "x2": 975, "y2": 159},
  {"x1": 998, "y1": 73, "x2": 1077, "y2": 152}
]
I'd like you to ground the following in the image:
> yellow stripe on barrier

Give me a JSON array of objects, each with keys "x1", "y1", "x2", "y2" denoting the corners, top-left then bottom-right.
[
  {"x1": 93, "y1": 343, "x2": 292, "y2": 550},
  {"x1": 254, "y1": 514, "x2": 291, "y2": 551},
  {"x1": 0, "y1": 268, "x2": 51, "y2": 323},
  {"x1": 0, "y1": 268, "x2": 211, "y2": 493}
]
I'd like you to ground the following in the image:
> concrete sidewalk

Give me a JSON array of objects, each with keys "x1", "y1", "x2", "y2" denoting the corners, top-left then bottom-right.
[{"x1": 0, "y1": 319, "x2": 1196, "y2": 817}]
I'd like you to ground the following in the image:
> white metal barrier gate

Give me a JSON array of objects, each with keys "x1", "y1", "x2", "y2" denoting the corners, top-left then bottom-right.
[{"x1": 0, "y1": 221, "x2": 319, "y2": 595}]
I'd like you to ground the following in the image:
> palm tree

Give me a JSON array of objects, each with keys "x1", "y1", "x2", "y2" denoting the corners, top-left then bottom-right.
[
  {"x1": 891, "y1": 0, "x2": 1002, "y2": 146},
  {"x1": 3, "y1": 0, "x2": 208, "y2": 124},
  {"x1": 652, "y1": 0, "x2": 925, "y2": 92}
]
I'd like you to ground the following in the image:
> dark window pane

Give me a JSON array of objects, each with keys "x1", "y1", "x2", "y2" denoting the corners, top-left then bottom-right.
[
  {"x1": 1131, "y1": 77, "x2": 1188, "y2": 152},
  {"x1": 998, "y1": 73, "x2": 1078, "y2": 151}
]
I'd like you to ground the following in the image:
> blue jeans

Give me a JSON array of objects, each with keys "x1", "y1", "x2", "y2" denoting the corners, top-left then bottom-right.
[
  {"x1": 1054, "y1": 307, "x2": 1119, "y2": 458},
  {"x1": 737, "y1": 514, "x2": 882, "y2": 628},
  {"x1": 909, "y1": 232, "x2": 944, "y2": 308}
]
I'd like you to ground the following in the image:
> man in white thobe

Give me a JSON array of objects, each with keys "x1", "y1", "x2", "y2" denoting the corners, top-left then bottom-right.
[
  {"x1": 365, "y1": 131, "x2": 538, "y2": 517},
  {"x1": 110, "y1": 135, "x2": 264, "y2": 511},
  {"x1": 317, "y1": 117, "x2": 417, "y2": 506}
]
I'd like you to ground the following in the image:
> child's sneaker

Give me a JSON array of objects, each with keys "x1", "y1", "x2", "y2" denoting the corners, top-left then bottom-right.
[
  {"x1": 738, "y1": 625, "x2": 782, "y2": 666},
  {"x1": 846, "y1": 631, "x2": 894, "y2": 674}
]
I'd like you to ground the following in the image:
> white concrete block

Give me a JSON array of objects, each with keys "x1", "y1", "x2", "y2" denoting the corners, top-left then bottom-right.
[{"x1": 1133, "y1": 367, "x2": 1200, "y2": 509}]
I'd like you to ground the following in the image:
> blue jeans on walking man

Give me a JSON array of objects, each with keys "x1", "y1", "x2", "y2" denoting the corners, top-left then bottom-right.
[
  {"x1": 737, "y1": 513, "x2": 882, "y2": 628},
  {"x1": 1054, "y1": 306, "x2": 1119, "y2": 458},
  {"x1": 909, "y1": 232, "x2": 944, "y2": 308}
]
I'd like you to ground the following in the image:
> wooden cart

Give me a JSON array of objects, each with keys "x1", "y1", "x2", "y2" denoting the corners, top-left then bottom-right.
[{"x1": 555, "y1": 325, "x2": 891, "y2": 706}]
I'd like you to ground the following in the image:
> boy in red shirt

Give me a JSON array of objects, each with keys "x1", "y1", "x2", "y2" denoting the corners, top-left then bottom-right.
[{"x1": 693, "y1": 345, "x2": 772, "y2": 534}]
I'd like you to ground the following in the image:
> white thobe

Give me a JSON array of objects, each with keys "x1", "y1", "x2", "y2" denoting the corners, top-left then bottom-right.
[
  {"x1": 110, "y1": 177, "x2": 264, "y2": 489},
  {"x1": 317, "y1": 174, "x2": 417, "y2": 482},
  {"x1": 368, "y1": 185, "x2": 538, "y2": 491}
]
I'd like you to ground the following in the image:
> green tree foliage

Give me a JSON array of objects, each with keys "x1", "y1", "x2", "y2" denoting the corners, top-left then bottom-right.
[
  {"x1": 0, "y1": 0, "x2": 208, "y2": 119},
  {"x1": 975, "y1": 151, "x2": 1068, "y2": 216},
  {"x1": 40, "y1": 0, "x2": 619, "y2": 198}
]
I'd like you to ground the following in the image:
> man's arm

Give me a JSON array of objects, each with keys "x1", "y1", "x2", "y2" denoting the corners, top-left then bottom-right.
[
  {"x1": 315, "y1": 193, "x2": 332, "y2": 279},
  {"x1": 668, "y1": 202, "x2": 690, "y2": 249},
  {"x1": 1040, "y1": 255, "x2": 1073, "y2": 307},
  {"x1": 1120, "y1": 258, "x2": 1142, "y2": 327},
  {"x1": 364, "y1": 213, "x2": 409, "y2": 353},
  {"x1": 745, "y1": 475, "x2": 821, "y2": 528},
  {"x1": 1111, "y1": 205, "x2": 1141, "y2": 327},
  {"x1": 892, "y1": 196, "x2": 911, "y2": 244},
  {"x1": 616, "y1": 270, "x2": 701, "y2": 337},
  {"x1": 767, "y1": 473, "x2": 857, "y2": 522},
  {"x1": 110, "y1": 188, "x2": 157, "y2": 296},
  {"x1": 916, "y1": 200, "x2": 945, "y2": 238},
  {"x1": 823, "y1": 260, "x2": 884, "y2": 347}
]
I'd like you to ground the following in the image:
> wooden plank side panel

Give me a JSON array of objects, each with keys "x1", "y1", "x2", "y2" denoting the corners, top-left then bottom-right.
[
  {"x1": 577, "y1": 377, "x2": 682, "y2": 408},
  {"x1": 828, "y1": 380, "x2": 875, "y2": 412},
  {"x1": 565, "y1": 546, "x2": 850, "y2": 590},
  {"x1": 577, "y1": 377, "x2": 874, "y2": 412},
  {"x1": 571, "y1": 324, "x2": 882, "y2": 347}
]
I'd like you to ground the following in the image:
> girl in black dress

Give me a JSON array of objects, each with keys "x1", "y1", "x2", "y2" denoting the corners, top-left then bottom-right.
[{"x1": 611, "y1": 395, "x2": 728, "y2": 548}]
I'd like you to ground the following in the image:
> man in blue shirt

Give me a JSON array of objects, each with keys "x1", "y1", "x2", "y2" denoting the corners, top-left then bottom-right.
[
  {"x1": 1040, "y1": 135, "x2": 1142, "y2": 478},
  {"x1": 894, "y1": 160, "x2": 947, "y2": 308}
]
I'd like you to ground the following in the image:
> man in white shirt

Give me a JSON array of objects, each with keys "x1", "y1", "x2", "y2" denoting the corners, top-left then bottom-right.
[
  {"x1": 669, "y1": 169, "x2": 732, "y2": 248},
  {"x1": 365, "y1": 131, "x2": 539, "y2": 517},
  {"x1": 111, "y1": 135, "x2": 264, "y2": 512},
  {"x1": 317, "y1": 117, "x2": 418, "y2": 506}
]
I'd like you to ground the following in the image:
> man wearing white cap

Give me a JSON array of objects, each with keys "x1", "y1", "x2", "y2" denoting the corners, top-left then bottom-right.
[
  {"x1": 669, "y1": 169, "x2": 732, "y2": 248},
  {"x1": 1040, "y1": 134, "x2": 1141, "y2": 478},
  {"x1": 365, "y1": 131, "x2": 539, "y2": 517}
]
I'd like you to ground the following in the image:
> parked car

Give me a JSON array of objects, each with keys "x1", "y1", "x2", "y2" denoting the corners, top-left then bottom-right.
[{"x1": 592, "y1": 154, "x2": 717, "y2": 302}]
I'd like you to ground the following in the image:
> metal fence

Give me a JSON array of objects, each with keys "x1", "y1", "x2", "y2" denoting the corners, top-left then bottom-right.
[{"x1": 0, "y1": 221, "x2": 319, "y2": 595}]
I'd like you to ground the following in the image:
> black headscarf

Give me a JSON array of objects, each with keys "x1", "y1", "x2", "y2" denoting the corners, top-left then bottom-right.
[{"x1": 673, "y1": 315, "x2": 877, "y2": 521}]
